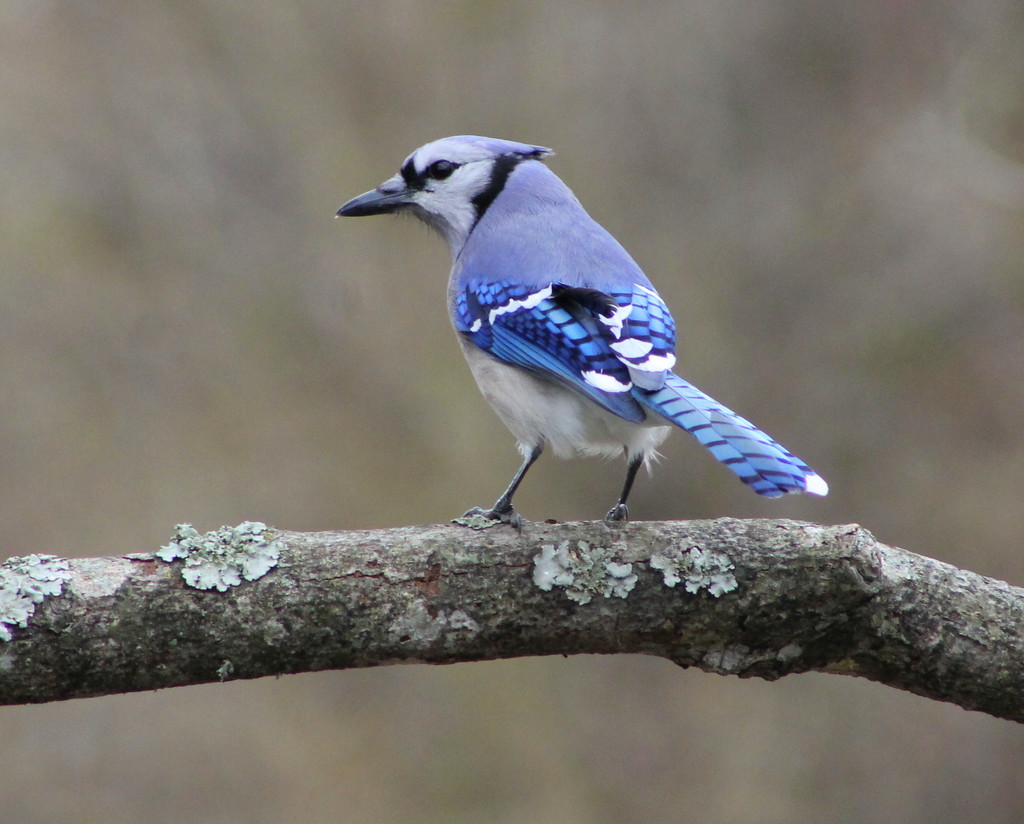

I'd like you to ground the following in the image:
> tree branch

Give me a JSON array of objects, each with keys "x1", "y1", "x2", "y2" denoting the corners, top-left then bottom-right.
[{"x1": 1, "y1": 518, "x2": 1020, "y2": 721}]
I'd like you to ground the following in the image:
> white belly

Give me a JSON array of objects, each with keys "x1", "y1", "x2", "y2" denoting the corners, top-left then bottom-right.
[{"x1": 460, "y1": 342, "x2": 670, "y2": 462}]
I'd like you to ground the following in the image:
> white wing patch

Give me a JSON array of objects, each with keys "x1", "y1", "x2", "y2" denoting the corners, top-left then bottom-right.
[
  {"x1": 598, "y1": 303, "x2": 633, "y2": 339},
  {"x1": 584, "y1": 283, "x2": 679, "y2": 394},
  {"x1": 627, "y1": 352, "x2": 677, "y2": 373},
  {"x1": 609, "y1": 338, "x2": 653, "y2": 359},
  {"x1": 583, "y1": 370, "x2": 632, "y2": 393},
  {"x1": 488, "y1": 285, "x2": 554, "y2": 326}
]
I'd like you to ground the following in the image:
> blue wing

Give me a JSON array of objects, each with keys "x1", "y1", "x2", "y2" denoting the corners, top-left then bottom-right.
[
  {"x1": 453, "y1": 279, "x2": 677, "y2": 424},
  {"x1": 453, "y1": 277, "x2": 827, "y2": 497}
]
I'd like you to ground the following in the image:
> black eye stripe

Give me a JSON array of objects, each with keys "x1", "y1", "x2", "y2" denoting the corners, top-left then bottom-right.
[
  {"x1": 400, "y1": 158, "x2": 462, "y2": 189},
  {"x1": 400, "y1": 159, "x2": 417, "y2": 186}
]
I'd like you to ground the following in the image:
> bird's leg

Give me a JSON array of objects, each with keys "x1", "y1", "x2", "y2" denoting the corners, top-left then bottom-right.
[
  {"x1": 462, "y1": 443, "x2": 543, "y2": 530},
  {"x1": 605, "y1": 452, "x2": 644, "y2": 523}
]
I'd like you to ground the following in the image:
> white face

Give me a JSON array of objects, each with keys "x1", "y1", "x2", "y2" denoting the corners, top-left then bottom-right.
[
  {"x1": 388, "y1": 139, "x2": 502, "y2": 252},
  {"x1": 339, "y1": 137, "x2": 551, "y2": 253}
]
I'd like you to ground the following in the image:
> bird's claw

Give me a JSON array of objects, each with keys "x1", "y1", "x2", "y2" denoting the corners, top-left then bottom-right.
[
  {"x1": 458, "y1": 504, "x2": 524, "y2": 532},
  {"x1": 604, "y1": 503, "x2": 629, "y2": 524}
]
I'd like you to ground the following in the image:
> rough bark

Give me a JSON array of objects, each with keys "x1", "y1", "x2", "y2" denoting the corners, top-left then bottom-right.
[{"x1": 0, "y1": 518, "x2": 1021, "y2": 722}]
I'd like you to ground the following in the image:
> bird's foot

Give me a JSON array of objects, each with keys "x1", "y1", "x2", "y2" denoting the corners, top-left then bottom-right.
[
  {"x1": 604, "y1": 503, "x2": 629, "y2": 524},
  {"x1": 455, "y1": 504, "x2": 523, "y2": 532}
]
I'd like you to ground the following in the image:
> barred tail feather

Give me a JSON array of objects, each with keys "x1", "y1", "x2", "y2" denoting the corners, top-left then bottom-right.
[{"x1": 635, "y1": 373, "x2": 828, "y2": 497}]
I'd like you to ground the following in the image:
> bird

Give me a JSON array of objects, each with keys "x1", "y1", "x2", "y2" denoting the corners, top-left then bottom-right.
[{"x1": 337, "y1": 135, "x2": 827, "y2": 527}]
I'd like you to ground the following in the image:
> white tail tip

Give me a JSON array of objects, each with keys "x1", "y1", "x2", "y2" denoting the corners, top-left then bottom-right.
[{"x1": 804, "y1": 473, "x2": 829, "y2": 496}]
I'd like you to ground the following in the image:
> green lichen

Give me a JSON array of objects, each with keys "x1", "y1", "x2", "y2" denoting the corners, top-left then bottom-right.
[
  {"x1": 157, "y1": 522, "x2": 282, "y2": 591},
  {"x1": 450, "y1": 512, "x2": 504, "y2": 530},
  {"x1": 650, "y1": 544, "x2": 738, "y2": 597},
  {"x1": 533, "y1": 540, "x2": 637, "y2": 604},
  {"x1": 387, "y1": 602, "x2": 482, "y2": 646},
  {"x1": 0, "y1": 554, "x2": 72, "y2": 641}
]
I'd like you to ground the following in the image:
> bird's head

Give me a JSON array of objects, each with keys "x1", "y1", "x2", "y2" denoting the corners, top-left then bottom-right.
[{"x1": 337, "y1": 135, "x2": 552, "y2": 252}]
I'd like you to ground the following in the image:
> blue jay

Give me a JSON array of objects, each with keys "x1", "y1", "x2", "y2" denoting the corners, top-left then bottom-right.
[{"x1": 337, "y1": 136, "x2": 827, "y2": 526}]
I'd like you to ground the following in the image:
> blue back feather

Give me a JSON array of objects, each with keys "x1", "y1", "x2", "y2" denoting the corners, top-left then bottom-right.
[{"x1": 448, "y1": 151, "x2": 825, "y2": 497}]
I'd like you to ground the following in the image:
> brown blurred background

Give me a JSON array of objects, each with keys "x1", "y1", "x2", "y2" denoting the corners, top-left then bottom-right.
[{"x1": 3, "y1": 2, "x2": 1024, "y2": 821}]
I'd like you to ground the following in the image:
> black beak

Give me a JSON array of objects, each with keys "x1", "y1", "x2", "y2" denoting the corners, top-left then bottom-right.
[{"x1": 336, "y1": 179, "x2": 414, "y2": 217}]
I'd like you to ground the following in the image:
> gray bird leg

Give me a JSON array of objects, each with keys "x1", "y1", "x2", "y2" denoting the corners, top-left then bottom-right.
[
  {"x1": 462, "y1": 443, "x2": 543, "y2": 530},
  {"x1": 605, "y1": 452, "x2": 644, "y2": 523}
]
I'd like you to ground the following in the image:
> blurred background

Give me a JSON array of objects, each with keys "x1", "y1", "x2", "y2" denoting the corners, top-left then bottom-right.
[{"x1": 2, "y1": 1, "x2": 1024, "y2": 821}]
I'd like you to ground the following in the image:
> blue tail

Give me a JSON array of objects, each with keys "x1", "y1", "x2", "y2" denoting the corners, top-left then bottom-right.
[{"x1": 635, "y1": 373, "x2": 828, "y2": 497}]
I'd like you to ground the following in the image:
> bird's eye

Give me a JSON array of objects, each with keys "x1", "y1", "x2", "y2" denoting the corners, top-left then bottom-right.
[{"x1": 427, "y1": 160, "x2": 458, "y2": 180}]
